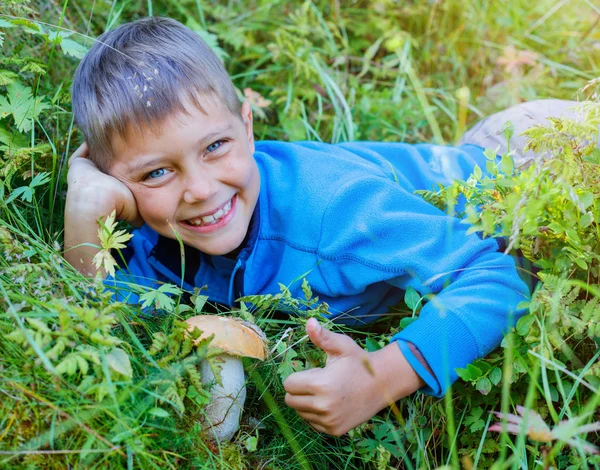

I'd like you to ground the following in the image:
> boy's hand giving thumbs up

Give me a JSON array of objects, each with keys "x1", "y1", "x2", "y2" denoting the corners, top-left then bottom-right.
[{"x1": 283, "y1": 318, "x2": 426, "y2": 436}]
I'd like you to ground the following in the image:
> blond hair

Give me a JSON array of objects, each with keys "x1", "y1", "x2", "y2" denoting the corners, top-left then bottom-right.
[{"x1": 72, "y1": 17, "x2": 241, "y2": 172}]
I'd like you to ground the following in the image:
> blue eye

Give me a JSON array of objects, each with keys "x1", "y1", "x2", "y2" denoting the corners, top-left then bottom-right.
[
  {"x1": 207, "y1": 140, "x2": 223, "y2": 152},
  {"x1": 147, "y1": 168, "x2": 166, "y2": 179}
]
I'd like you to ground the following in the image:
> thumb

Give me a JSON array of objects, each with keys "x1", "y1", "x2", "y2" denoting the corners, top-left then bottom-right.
[{"x1": 306, "y1": 318, "x2": 356, "y2": 358}]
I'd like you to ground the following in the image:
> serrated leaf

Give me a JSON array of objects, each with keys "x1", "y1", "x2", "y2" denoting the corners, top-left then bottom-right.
[
  {"x1": 60, "y1": 38, "x2": 88, "y2": 59},
  {"x1": 6, "y1": 186, "x2": 32, "y2": 204},
  {"x1": 158, "y1": 284, "x2": 183, "y2": 296},
  {"x1": 186, "y1": 19, "x2": 228, "y2": 63},
  {"x1": 10, "y1": 19, "x2": 40, "y2": 34},
  {"x1": 0, "y1": 70, "x2": 18, "y2": 86},
  {"x1": 105, "y1": 348, "x2": 132, "y2": 379},
  {"x1": 464, "y1": 407, "x2": 485, "y2": 432},
  {"x1": 0, "y1": 82, "x2": 50, "y2": 133},
  {"x1": 186, "y1": 385, "x2": 211, "y2": 406}
]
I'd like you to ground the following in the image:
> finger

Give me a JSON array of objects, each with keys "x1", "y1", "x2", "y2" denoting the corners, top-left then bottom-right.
[
  {"x1": 283, "y1": 368, "x2": 322, "y2": 395},
  {"x1": 68, "y1": 142, "x2": 89, "y2": 167},
  {"x1": 285, "y1": 393, "x2": 325, "y2": 414},
  {"x1": 306, "y1": 318, "x2": 357, "y2": 357},
  {"x1": 295, "y1": 409, "x2": 327, "y2": 427}
]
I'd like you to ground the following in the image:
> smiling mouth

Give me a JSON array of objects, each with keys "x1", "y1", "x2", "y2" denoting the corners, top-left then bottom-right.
[{"x1": 183, "y1": 196, "x2": 234, "y2": 227}]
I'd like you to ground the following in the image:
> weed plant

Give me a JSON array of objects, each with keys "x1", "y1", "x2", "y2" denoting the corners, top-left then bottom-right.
[{"x1": 1, "y1": 0, "x2": 600, "y2": 468}]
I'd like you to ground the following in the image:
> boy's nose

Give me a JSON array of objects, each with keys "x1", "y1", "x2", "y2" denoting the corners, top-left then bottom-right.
[{"x1": 182, "y1": 174, "x2": 217, "y2": 204}]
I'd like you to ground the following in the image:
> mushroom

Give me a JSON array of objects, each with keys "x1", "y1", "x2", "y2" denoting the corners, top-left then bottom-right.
[{"x1": 185, "y1": 315, "x2": 267, "y2": 441}]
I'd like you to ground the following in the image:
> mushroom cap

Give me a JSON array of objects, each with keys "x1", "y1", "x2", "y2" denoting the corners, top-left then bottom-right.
[{"x1": 185, "y1": 315, "x2": 267, "y2": 360}]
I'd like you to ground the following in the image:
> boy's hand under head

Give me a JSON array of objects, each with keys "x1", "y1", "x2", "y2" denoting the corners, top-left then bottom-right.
[
  {"x1": 284, "y1": 319, "x2": 425, "y2": 436},
  {"x1": 67, "y1": 143, "x2": 142, "y2": 225},
  {"x1": 64, "y1": 142, "x2": 143, "y2": 276}
]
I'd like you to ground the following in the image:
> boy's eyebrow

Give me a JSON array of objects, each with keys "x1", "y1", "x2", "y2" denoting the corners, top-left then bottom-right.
[{"x1": 127, "y1": 125, "x2": 234, "y2": 174}]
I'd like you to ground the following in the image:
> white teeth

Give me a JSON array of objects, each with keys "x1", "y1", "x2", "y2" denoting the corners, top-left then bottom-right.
[{"x1": 186, "y1": 197, "x2": 233, "y2": 227}]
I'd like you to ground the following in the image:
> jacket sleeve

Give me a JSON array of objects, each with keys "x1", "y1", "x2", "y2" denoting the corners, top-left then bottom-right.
[{"x1": 317, "y1": 175, "x2": 529, "y2": 397}]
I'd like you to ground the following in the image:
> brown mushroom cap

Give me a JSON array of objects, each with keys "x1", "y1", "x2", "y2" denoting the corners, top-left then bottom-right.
[{"x1": 185, "y1": 315, "x2": 267, "y2": 360}]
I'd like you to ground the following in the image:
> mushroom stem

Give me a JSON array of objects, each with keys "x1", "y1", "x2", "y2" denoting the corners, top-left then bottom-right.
[{"x1": 200, "y1": 354, "x2": 246, "y2": 441}]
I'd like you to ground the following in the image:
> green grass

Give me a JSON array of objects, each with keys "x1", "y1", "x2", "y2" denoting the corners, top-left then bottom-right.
[{"x1": 1, "y1": 0, "x2": 600, "y2": 468}]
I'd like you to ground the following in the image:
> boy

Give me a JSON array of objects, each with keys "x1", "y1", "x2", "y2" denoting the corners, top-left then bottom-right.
[{"x1": 65, "y1": 17, "x2": 576, "y2": 436}]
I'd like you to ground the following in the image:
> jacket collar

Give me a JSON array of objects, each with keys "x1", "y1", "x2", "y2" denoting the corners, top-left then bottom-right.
[{"x1": 147, "y1": 201, "x2": 262, "y2": 290}]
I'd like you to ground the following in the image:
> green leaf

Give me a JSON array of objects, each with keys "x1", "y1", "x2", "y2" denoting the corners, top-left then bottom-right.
[
  {"x1": 365, "y1": 337, "x2": 382, "y2": 352},
  {"x1": 580, "y1": 211, "x2": 594, "y2": 228},
  {"x1": 276, "y1": 343, "x2": 302, "y2": 381},
  {"x1": 186, "y1": 19, "x2": 228, "y2": 62},
  {"x1": 483, "y1": 148, "x2": 497, "y2": 160},
  {"x1": 516, "y1": 314, "x2": 535, "y2": 336},
  {"x1": 476, "y1": 377, "x2": 492, "y2": 395},
  {"x1": 404, "y1": 286, "x2": 421, "y2": 311},
  {"x1": 496, "y1": 178, "x2": 516, "y2": 188},
  {"x1": 500, "y1": 154, "x2": 514, "y2": 175},
  {"x1": 485, "y1": 160, "x2": 498, "y2": 176},
  {"x1": 60, "y1": 38, "x2": 88, "y2": 59},
  {"x1": 148, "y1": 407, "x2": 170, "y2": 418},
  {"x1": 0, "y1": 82, "x2": 50, "y2": 133},
  {"x1": 158, "y1": 284, "x2": 183, "y2": 295},
  {"x1": 574, "y1": 257, "x2": 587, "y2": 270},
  {"x1": 10, "y1": 19, "x2": 41, "y2": 34},
  {"x1": 464, "y1": 407, "x2": 485, "y2": 432},
  {"x1": 548, "y1": 222, "x2": 564, "y2": 234},
  {"x1": 244, "y1": 434, "x2": 258, "y2": 452},
  {"x1": 140, "y1": 284, "x2": 182, "y2": 312},
  {"x1": 0, "y1": 70, "x2": 18, "y2": 86},
  {"x1": 473, "y1": 164, "x2": 482, "y2": 180},
  {"x1": 193, "y1": 294, "x2": 208, "y2": 313},
  {"x1": 399, "y1": 317, "x2": 417, "y2": 329},
  {"x1": 500, "y1": 120, "x2": 514, "y2": 142},
  {"x1": 30, "y1": 171, "x2": 51, "y2": 188},
  {"x1": 565, "y1": 228, "x2": 580, "y2": 243},
  {"x1": 6, "y1": 186, "x2": 33, "y2": 204},
  {"x1": 488, "y1": 367, "x2": 502, "y2": 386},
  {"x1": 579, "y1": 191, "x2": 594, "y2": 209},
  {"x1": 456, "y1": 363, "x2": 483, "y2": 382},
  {"x1": 105, "y1": 348, "x2": 133, "y2": 379},
  {"x1": 186, "y1": 385, "x2": 211, "y2": 406}
]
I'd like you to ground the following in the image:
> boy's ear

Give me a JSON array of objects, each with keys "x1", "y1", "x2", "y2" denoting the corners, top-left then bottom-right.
[{"x1": 240, "y1": 100, "x2": 255, "y2": 153}]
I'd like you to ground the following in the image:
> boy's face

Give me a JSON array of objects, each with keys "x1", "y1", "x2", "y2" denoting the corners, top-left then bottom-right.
[{"x1": 108, "y1": 97, "x2": 260, "y2": 256}]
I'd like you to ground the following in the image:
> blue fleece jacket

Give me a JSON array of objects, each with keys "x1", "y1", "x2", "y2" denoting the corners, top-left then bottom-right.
[{"x1": 109, "y1": 141, "x2": 529, "y2": 397}]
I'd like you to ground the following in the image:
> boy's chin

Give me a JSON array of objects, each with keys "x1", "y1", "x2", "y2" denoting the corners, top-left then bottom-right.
[{"x1": 187, "y1": 237, "x2": 245, "y2": 257}]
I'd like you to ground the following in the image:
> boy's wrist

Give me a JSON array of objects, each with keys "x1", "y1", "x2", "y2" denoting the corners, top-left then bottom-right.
[
  {"x1": 367, "y1": 342, "x2": 425, "y2": 407},
  {"x1": 65, "y1": 187, "x2": 117, "y2": 219}
]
